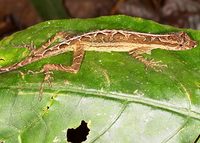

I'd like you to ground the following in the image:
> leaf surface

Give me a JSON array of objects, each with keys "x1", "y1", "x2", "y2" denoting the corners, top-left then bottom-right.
[{"x1": 0, "y1": 15, "x2": 200, "y2": 143}]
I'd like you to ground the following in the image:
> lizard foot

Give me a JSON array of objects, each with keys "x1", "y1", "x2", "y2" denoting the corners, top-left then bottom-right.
[
  {"x1": 13, "y1": 41, "x2": 36, "y2": 51},
  {"x1": 44, "y1": 71, "x2": 54, "y2": 87},
  {"x1": 25, "y1": 41, "x2": 36, "y2": 52},
  {"x1": 39, "y1": 71, "x2": 54, "y2": 100},
  {"x1": 145, "y1": 59, "x2": 167, "y2": 72},
  {"x1": 13, "y1": 42, "x2": 37, "y2": 56}
]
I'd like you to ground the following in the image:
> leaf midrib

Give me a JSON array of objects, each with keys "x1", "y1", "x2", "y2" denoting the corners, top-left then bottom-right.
[{"x1": 2, "y1": 84, "x2": 200, "y2": 121}]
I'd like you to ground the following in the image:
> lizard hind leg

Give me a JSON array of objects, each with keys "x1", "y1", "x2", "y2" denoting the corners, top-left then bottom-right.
[
  {"x1": 129, "y1": 47, "x2": 167, "y2": 72},
  {"x1": 39, "y1": 43, "x2": 85, "y2": 100},
  {"x1": 15, "y1": 31, "x2": 74, "y2": 58},
  {"x1": 31, "y1": 31, "x2": 74, "y2": 55}
]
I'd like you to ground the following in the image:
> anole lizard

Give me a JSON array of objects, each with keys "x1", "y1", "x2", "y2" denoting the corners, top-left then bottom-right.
[{"x1": 0, "y1": 30, "x2": 197, "y2": 77}]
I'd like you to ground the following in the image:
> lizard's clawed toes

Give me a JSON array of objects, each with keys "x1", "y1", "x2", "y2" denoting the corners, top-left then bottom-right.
[
  {"x1": 38, "y1": 71, "x2": 54, "y2": 100},
  {"x1": 145, "y1": 60, "x2": 168, "y2": 72},
  {"x1": 44, "y1": 71, "x2": 54, "y2": 87}
]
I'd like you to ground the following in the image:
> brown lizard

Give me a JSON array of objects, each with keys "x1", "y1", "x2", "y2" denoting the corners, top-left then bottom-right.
[{"x1": 0, "y1": 30, "x2": 198, "y2": 77}]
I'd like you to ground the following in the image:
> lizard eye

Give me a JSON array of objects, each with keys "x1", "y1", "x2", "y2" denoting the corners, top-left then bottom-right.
[{"x1": 179, "y1": 44, "x2": 183, "y2": 47}]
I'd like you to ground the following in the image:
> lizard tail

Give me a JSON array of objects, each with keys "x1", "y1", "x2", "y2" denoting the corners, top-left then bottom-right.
[
  {"x1": 0, "y1": 68, "x2": 10, "y2": 74},
  {"x1": 0, "y1": 57, "x2": 33, "y2": 74},
  {"x1": 0, "y1": 63, "x2": 21, "y2": 74}
]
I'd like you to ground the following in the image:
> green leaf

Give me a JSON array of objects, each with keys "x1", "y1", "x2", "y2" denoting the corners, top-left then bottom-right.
[
  {"x1": 0, "y1": 15, "x2": 200, "y2": 143},
  {"x1": 29, "y1": 0, "x2": 69, "y2": 20}
]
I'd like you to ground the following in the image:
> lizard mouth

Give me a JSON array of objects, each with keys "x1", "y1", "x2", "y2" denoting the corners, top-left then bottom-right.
[
  {"x1": 193, "y1": 41, "x2": 198, "y2": 48},
  {"x1": 187, "y1": 40, "x2": 198, "y2": 49}
]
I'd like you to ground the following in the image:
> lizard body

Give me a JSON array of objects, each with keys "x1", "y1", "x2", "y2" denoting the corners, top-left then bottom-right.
[{"x1": 0, "y1": 29, "x2": 197, "y2": 74}]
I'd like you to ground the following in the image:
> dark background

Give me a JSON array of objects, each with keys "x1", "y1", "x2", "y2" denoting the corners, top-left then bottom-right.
[{"x1": 0, "y1": 0, "x2": 200, "y2": 39}]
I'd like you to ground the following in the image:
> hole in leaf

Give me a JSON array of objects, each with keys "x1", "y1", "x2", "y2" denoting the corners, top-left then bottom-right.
[
  {"x1": 46, "y1": 106, "x2": 50, "y2": 110},
  {"x1": 67, "y1": 120, "x2": 90, "y2": 143}
]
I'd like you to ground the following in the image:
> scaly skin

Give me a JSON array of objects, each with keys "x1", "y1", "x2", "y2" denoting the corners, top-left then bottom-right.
[{"x1": 0, "y1": 30, "x2": 198, "y2": 74}]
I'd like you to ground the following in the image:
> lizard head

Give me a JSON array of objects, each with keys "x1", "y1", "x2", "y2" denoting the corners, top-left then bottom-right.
[{"x1": 174, "y1": 32, "x2": 198, "y2": 50}]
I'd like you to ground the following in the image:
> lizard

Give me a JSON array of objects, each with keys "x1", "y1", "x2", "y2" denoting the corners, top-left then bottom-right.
[{"x1": 0, "y1": 29, "x2": 198, "y2": 80}]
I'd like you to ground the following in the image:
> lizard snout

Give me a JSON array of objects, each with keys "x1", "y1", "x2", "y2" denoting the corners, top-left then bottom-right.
[{"x1": 190, "y1": 40, "x2": 198, "y2": 48}]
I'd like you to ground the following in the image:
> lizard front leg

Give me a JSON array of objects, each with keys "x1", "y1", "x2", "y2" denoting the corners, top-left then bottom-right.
[
  {"x1": 129, "y1": 47, "x2": 167, "y2": 72},
  {"x1": 31, "y1": 32, "x2": 73, "y2": 55}
]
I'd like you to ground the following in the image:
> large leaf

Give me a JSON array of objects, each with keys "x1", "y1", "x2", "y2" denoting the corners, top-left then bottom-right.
[{"x1": 0, "y1": 15, "x2": 200, "y2": 143}]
